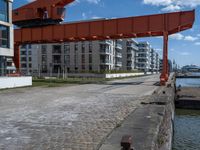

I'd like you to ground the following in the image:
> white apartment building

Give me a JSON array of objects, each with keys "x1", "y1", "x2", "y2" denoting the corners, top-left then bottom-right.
[
  {"x1": 150, "y1": 48, "x2": 158, "y2": 72},
  {"x1": 20, "y1": 39, "x2": 160, "y2": 76},
  {"x1": 137, "y1": 42, "x2": 151, "y2": 72},
  {"x1": 0, "y1": 0, "x2": 14, "y2": 76},
  {"x1": 20, "y1": 40, "x2": 124, "y2": 76},
  {"x1": 122, "y1": 39, "x2": 138, "y2": 71}
]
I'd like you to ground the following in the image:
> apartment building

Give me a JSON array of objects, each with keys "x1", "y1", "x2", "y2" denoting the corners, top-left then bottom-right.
[
  {"x1": 122, "y1": 39, "x2": 138, "y2": 70},
  {"x1": 20, "y1": 44, "x2": 39, "y2": 75},
  {"x1": 20, "y1": 39, "x2": 161, "y2": 76},
  {"x1": 155, "y1": 52, "x2": 160, "y2": 72},
  {"x1": 137, "y1": 42, "x2": 151, "y2": 72},
  {"x1": 20, "y1": 40, "x2": 124, "y2": 76},
  {"x1": 0, "y1": 0, "x2": 13, "y2": 76}
]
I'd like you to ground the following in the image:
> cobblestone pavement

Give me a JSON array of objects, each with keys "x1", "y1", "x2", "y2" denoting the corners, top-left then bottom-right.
[{"x1": 0, "y1": 75, "x2": 159, "y2": 150}]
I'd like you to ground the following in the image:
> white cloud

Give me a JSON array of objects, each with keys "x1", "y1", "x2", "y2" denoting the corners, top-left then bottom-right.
[
  {"x1": 143, "y1": 0, "x2": 172, "y2": 6},
  {"x1": 161, "y1": 5, "x2": 181, "y2": 12},
  {"x1": 91, "y1": 16, "x2": 102, "y2": 19},
  {"x1": 170, "y1": 33, "x2": 184, "y2": 40},
  {"x1": 85, "y1": 0, "x2": 101, "y2": 4},
  {"x1": 170, "y1": 33, "x2": 198, "y2": 42},
  {"x1": 184, "y1": 36, "x2": 198, "y2": 41},
  {"x1": 69, "y1": 0, "x2": 101, "y2": 6},
  {"x1": 143, "y1": 0, "x2": 200, "y2": 12}
]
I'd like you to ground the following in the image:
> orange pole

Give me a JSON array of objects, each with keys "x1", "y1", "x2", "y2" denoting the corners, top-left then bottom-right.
[{"x1": 160, "y1": 32, "x2": 169, "y2": 85}]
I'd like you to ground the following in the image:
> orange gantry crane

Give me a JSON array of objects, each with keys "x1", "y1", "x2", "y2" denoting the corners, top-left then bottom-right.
[{"x1": 13, "y1": 0, "x2": 195, "y2": 85}]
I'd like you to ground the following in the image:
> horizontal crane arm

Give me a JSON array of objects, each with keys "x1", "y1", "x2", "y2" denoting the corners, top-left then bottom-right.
[{"x1": 14, "y1": 10, "x2": 195, "y2": 44}]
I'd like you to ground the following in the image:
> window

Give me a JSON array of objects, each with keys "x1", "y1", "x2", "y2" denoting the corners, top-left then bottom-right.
[
  {"x1": 0, "y1": 0, "x2": 8, "y2": 22},
  {"x1": 82, "y1": 43, "x2": 85, "y2": 53},
  {"x1": 28, "y1": 44, "x2": 32, "y2": 49},
  {"x1": 41, "y1": 45, "x2": 47, "y2": 54},
  {"x1": 89, "y1": 54, "x2": 92, "y2": 64},
  {"x1": 52, "y1": 45, "x2": 61, "y2": 54},
  {"x1": 0, "y1": 25, "x2": 9, "y2": 48},
  {"x1": 75, "y1": 44, "x2": 78, "y2": 51},
  {"x1": 64, "y1": 44, "x2": 70, "y2": 54},
  {"x1": 89, "y1": 42, "x2": 92, "y2": 53},
  {"x1": 21, "y1": 57, "x2": 27, "y2": 62},
  {"x1": 82, "y1": 54, "x2": 85, "y2": 63}
]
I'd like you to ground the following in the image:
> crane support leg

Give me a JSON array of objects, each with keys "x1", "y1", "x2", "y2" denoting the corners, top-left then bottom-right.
[
  {"x1": 160, "y1": 32, "x2": 169, "y2": 85},
  {"x1": 14, "y1": 44, "x2": 20, "y2": 71}
]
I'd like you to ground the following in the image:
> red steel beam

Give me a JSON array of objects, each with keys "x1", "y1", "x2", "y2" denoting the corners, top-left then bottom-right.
[{"x1": 14, "y1": 10, "x2": 195, "y2": 44}]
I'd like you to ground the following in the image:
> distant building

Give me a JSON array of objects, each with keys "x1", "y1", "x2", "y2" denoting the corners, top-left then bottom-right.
[
  {"x1": 20, "y1": 40, "x2": 124, "y2": 76},
  {"x1": 182, "y1": 65, "x2": 200, "y2": 72},
  {"x1": 137, "y1": 42, "x2": 151, "y2": 72},
  {"x1": 122, "y1": 39, "x2": 138, "y2": 70},
  {"x1": 159, "y1": 59, "x2": 173, "y2": 73},
  {"x1": 0, "y1": 0, "x2": 14, "y2": 76},
  {"x1": 20, "y1": 39, "x2": 160, "y2": 76}
]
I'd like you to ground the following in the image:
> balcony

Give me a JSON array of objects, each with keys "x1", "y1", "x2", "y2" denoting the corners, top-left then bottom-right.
[
  {"x1": 127, "y1": 57, "x2": 133, "y2": 61},
  {"x1": 127, "y1": 50, "x2": 133, "y2": 54},
  {"x1": 115, "y1": 62, "x2": 122, "y2": 66},
  {"x1": 100, "y1": 48, "x2": 110, "y2": 54},
  {"x1": 127, "y1": 43, "x2": 138, "y2": 50},
  {"x1": 116, "y1": 43, "x2": 122, "y2": 49},
  {"x1": 115, "y1": 52, "x2": 122, "y2": 58},
  {"x1": 53, "y1": 60, "x2": 61, "y2": 64},
  {"x1": 100, "y1": 40, "x2": 112, "y2": 45},
  {"x1": 127, "y1": 62, "x2": 133, "y2": 67},
  {"x1": 100, "y1": 59, "x2": 111, "y2": 65}
]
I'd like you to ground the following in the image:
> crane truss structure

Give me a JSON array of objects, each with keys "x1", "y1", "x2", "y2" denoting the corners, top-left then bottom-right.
[{"x1": 13, "y1": 0, "x2": 195, "y2": 85}]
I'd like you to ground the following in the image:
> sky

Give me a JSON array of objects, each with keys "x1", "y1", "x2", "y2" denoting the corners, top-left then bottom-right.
[{"x1": 13, "y1": 0, "x2": 200, "y2": 67}]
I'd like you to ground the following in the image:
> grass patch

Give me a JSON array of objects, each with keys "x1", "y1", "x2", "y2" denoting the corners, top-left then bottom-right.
[{"x1": 32, "y1": 78, "x2": 110, "y2": 87}]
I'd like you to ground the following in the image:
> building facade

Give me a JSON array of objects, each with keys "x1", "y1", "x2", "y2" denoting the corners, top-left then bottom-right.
[
  {"x1": 20, "y1": 40, "x2": 124, "y2": 76},
  {"x1": 137, "y1": 42, "x2": 151, "y2": 72},
  {"x1": 122, "y1": 39, "x2": 138, "y2": 71},
  {"x1": 0, "y1": 0, "x2": 13, "y2": 76},
  {"x1": 20, "y1": 39, "x2": 160, "y2": 76}
]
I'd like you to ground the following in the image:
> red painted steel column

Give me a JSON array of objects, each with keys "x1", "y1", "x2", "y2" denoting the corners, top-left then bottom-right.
[
  {"x1": 160, "y1": 32, "x2": 169, "y2": 85},
  {"x1": 13, "y1": 44, "x2": 20, "y2": 71}
]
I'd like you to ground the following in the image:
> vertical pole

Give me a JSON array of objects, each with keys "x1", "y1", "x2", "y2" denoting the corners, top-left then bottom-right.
[
  {"x1": 14, "y1": 43, "x2": 20, "y2": 73},
  {"x1": 160, "y1": 32, "x2": 169, "y2": 85}
]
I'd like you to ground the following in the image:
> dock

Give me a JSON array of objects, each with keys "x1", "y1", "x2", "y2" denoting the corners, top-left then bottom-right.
[{"x1": 175, "y1": 87, "x2": 200, "y2": 109}]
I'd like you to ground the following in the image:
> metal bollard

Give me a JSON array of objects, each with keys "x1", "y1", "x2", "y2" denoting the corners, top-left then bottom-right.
[{"x1": 121, "y1": 135, "x2": 134, "y2": 150}]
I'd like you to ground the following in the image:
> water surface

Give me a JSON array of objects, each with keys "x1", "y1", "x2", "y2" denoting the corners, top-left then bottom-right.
[{"x1": 173, "y1": 109, "x2": 200, "y2": 150}]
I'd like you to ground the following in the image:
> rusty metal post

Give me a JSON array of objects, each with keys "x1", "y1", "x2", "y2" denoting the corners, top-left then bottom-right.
[
  {"x1": 160, "y1": 32, "x2": 169, "y2": 86},
  {"x1": 13, "y1": 43, "x2": 20, "y2": 72},
  {"x1": 121, "y1": 135, "x2": 133, "y2": 150}
]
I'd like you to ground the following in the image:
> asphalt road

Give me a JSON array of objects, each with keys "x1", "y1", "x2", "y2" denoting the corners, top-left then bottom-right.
[{"x1": 0, "y1": 75, "x2": 160, "y2": 150}]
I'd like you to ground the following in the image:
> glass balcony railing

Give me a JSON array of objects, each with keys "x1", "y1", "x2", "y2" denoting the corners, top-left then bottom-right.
[
  {"x1": 115, "y1": 52, "x2": 122, "y2": 57},
  {"x1": 100, "y1": 48, "x2": 110, "y2": 54},
  {"x1": 100, "y1": 59, "x2": 111, "y2": 64},
  {"x1": 116, "y1": 43, "x2": 122, "y2": 49}
]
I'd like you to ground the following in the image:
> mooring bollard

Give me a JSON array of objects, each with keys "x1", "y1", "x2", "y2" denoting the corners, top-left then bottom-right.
[{"x1": 121, "y1": 135, "x2": 134, "y2": 150}]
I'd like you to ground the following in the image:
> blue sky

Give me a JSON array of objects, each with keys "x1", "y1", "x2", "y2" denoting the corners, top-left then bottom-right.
[{"x1": 13, "y1": 0, "x2": 200, "y2": 66}]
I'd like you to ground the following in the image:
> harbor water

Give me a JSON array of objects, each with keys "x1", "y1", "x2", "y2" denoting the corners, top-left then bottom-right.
[{"x1": 173, "y1": 73, "x2": 200, "y2": 150}]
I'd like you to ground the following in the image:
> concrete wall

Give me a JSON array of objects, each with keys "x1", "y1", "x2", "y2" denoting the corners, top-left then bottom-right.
[{"x1": 0, "y1": 77, "x2": 32, "y2": 89}]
